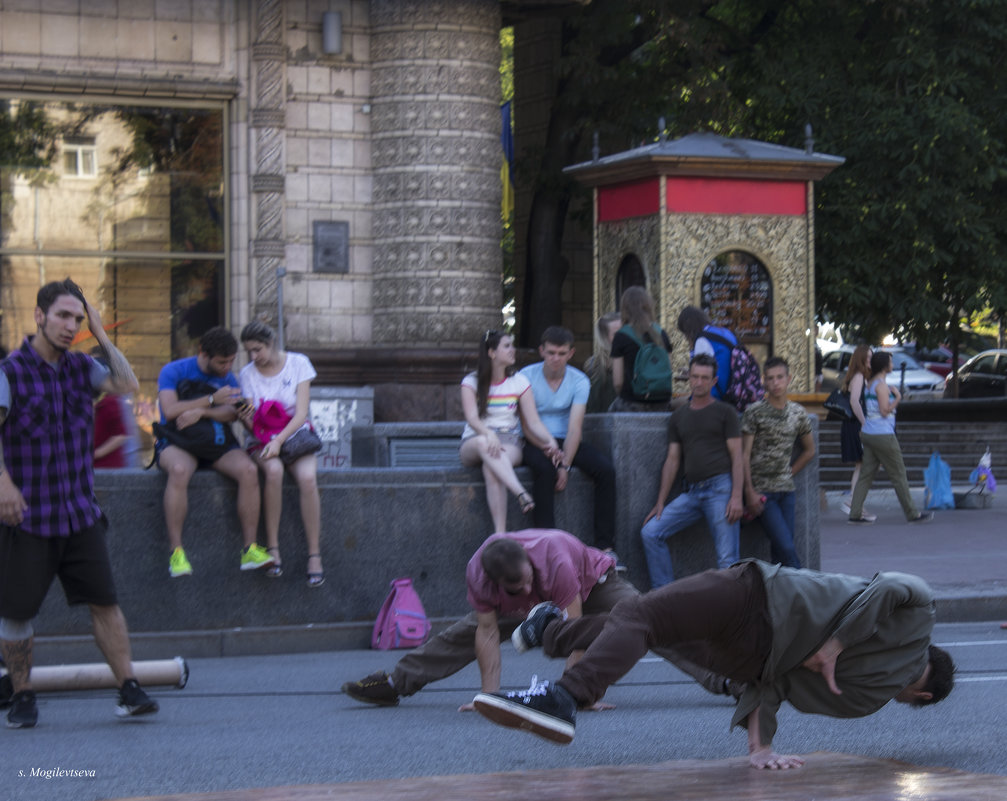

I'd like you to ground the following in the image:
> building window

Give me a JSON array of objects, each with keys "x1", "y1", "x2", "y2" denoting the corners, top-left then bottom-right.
[
  {"x1": 62, "y1": 136, "x2": 97, "y2": 177},
  {"x1": 1, "y1": 98, "x2": 225, "y2": 411},
  {"x1": 616, "y1": 253, "x2": 646, "y2": 307}
]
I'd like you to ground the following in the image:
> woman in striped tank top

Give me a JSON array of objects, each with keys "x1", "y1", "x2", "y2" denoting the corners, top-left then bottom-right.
[{"x1": 460, "y1": 331, "x2": 560, "y2": 533}]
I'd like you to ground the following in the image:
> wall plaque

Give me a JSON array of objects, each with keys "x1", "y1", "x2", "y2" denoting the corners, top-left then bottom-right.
[{"x1": 313, "y1": 221, "x2": 349, "y2": 274}]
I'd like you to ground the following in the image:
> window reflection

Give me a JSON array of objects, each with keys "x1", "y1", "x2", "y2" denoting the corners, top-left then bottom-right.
[{"x1": 1, "y1": 98, "x2": 226, "y2": 459}]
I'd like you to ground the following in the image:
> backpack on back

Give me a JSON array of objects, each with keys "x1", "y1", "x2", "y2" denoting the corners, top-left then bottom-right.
[
  {"x1": 371, "y1": 577, "x2": 431, "y2": 650},
  {"x1": 702, "y1": 330, "x2": 765, "y2": 413},
  {"x1": 620, "y1": 324, "x2": 672, "y2": 402}
]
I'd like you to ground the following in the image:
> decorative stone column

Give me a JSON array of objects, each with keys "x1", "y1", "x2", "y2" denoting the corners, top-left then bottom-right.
[
  {"x1": 370, "y1": 0, "x2": 502, "y2": 347},
  {"x1": 250, "y1": 0, "x2": 286, "y2": 325}
]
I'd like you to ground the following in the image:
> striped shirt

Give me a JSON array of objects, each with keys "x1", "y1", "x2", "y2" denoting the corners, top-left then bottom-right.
[
  {"x1": 0, "y1": 337, "x2": 103, "y2": 537},
  {"x1": 460, "y1": 372, "x2": 530, "y2": 440}
]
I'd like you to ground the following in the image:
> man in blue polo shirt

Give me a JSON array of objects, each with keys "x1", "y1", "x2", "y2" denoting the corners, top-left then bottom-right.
[{"x1": 519, "y1": 327, "x2": 618, "y2": 560}]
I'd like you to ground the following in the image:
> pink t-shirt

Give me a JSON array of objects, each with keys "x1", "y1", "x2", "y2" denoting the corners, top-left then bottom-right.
[{"x1": 465, "y1": 529, "x2": 615, "y2": 618}]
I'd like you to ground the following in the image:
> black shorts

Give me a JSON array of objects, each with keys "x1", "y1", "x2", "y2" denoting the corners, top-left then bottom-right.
[
  {"x1": 0, "y1": 517, "x2": 118, "y2": 621},
  {"x1": 154, "y1": 438, "x2": 238, "y2": 470}
]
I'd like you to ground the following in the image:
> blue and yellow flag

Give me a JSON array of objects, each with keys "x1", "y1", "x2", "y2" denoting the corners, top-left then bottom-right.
[{"x1": 500, "y1": 100, "x2": 514, "y2": 219}]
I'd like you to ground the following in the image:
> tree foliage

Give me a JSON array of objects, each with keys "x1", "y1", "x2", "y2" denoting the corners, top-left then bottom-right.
[
  {"x1": 520, "y1": 0, "x2": 1007, "y2": 355},
  {"x1": 518, "y1": 0, "x2": 760, "y2": 344},
  {"x1": 0, "y1": 100, "x2": 60, "y2": 173},
  {"x1": 734, "y1": 0, "x2": 1007, "y2": 350}
]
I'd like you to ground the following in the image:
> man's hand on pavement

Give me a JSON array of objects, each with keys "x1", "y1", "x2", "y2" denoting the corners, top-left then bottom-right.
[{"x1": 749, "y1": 747, "x2": 805, "y2": 770}]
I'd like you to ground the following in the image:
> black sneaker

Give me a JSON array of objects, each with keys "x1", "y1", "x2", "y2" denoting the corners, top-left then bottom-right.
[
  {"x1": 847, "y1": 516, "x2": 875, "y2": 525},
  {"x1": 342, "y1": 671, "x2": 400, "y2": 706},
  {"x1": 511, "y1": 602, "x2": 565, "y2": 654},
  {"x1": 116, "y1": 679, "x2": 159, "y2": 718},
  {"x1": 473, "y1": 675, "x2": 576, "y2": 744},
  {"x1": 908, "y1": 512, "x2": 934, "y2": 524},
  {"x1": 7, "y1": 690, "x2": 38, "y2": 728}
]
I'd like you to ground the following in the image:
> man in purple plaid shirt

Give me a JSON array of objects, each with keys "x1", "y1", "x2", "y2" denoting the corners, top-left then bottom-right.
[{"x1": 0, "y1": 279, "x2": 158, "y2": 728}]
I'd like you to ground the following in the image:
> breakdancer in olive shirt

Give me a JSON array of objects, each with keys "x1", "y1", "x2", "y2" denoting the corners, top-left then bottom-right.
[{"x1": 474, "y1": 560, "x2": 955, "y2": 770}]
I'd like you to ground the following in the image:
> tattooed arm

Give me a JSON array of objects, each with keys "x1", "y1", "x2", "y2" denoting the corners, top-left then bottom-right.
[{"x1": 85, "y1": 299, "x2": 139, "y2": 396}]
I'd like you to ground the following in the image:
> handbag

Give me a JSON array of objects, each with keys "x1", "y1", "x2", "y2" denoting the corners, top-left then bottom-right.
[
  {"x1": 823, "y1": 388, "x2": 854, "y2": 421},
  {"x1": 279, "y1": 426, "x2": 323, "y2": 466},
  {"x1": 251, "y1": 400, "x2": 322, "y2": 465}
]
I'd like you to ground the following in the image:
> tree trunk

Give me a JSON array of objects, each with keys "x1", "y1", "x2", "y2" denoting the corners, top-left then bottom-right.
[
  {"x1": 517, "y1": 48, "x2": 583, "y2": 347},
  {"x1": 520, "y1": 185, "x2": 572, "y2": 346}
]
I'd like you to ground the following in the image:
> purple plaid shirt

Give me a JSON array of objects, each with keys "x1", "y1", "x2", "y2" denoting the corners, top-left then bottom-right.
[{"x1": 0, "y1": 337, "x2": 102, "y2": 537}]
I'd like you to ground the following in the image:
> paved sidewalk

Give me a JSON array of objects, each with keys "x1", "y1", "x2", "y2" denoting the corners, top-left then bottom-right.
[{"x1": 819, "y1": 487, "x2": 1006, "y2": 621}]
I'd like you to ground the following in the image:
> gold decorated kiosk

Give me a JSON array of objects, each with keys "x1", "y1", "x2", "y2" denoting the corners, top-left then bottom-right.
[{"x1": 565, "y1": 132, "x2": 844, "y2": 392}]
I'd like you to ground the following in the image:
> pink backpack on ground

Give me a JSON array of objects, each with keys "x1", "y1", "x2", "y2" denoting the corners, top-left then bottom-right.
[{"x1": 371, "y1": 577, "x2": 431, "y2": 650}]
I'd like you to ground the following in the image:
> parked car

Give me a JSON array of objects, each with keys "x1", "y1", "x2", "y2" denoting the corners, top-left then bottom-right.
[
  {"x1": 953, "y1": 329, "x2": 998, "y2": 359},
  {"x1": 821, "y1": 345, "x2": 945, "y2": 398},
  {"x1": 898, "y1": 342, "x2": 954, "y2": 377},
  {"x1": 943, "y1": 349, "x2": 1007, "y2": 398}
]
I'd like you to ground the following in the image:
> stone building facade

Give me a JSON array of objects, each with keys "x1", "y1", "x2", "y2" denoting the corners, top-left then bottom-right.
[{"x1": 0, "y1": 0, "x2": 546, "y2": 421}]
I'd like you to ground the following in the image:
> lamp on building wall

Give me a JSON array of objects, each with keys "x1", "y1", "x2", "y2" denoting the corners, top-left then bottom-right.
[{"x1": 322, "y1": 12, "x2": 343, "y2": 55}]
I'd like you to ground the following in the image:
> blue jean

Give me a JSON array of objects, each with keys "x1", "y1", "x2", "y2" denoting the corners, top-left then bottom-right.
[
  {"x1": 640, "y1": 472, "x2": 739, "y2": 588},
  {"x1": 756, "y1": 491, "x2": 800, "y2": 568}
]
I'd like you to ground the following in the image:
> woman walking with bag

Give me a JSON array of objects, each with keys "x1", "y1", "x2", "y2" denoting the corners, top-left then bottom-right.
[
  {"x1": 848, "y1": 350, "x2": 932, "y2": 525},
  {"x1": 460, "y1": 330, "x2": 560, "y2": 533},
  {"x1": 839, "y1": 345, "x2": 875, "y2": 521},
  {"x1": 239, "y1": 321, "x2": 325, "y2": 587}
]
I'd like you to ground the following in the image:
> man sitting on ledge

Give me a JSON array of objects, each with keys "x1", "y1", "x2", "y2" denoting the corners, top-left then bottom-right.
[{"x1": 473, "y1": 560, "x2": 955, "y2": 770}]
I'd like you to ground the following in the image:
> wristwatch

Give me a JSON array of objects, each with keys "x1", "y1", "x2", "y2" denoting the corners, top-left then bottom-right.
[
  {"x1": 208, "y1": 394, "x2": 215, "y2": 407},
  {"x1": 560, "y1": 464, "x2": 571, "y2": 472}
]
